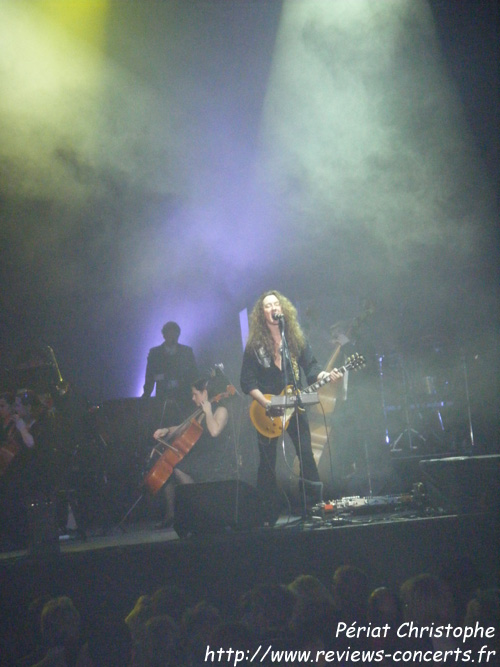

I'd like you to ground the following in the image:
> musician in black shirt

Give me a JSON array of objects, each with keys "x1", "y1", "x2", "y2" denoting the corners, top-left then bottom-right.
[
  {"x1": 142, "y1": 321, "x2": 198, "y2": 418},
  {"x1": 240, "y1": 291, "x2": 342, "y2": 522}
]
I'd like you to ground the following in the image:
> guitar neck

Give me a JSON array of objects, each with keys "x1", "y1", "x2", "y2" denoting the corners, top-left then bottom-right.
[
  {"x1": 303, "y1": 360, "x2": 358, "y2": 394},
  {"x1": 325, "y1": 343, "x2": 342, "y2": 373}
]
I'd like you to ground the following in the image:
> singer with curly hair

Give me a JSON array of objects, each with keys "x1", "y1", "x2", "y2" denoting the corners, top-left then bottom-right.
[{"x1": 240, "y1": 290, "x2": 343, "y2": 523}]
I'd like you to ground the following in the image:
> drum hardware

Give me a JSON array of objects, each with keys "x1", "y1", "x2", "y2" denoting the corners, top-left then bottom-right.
[
  {"x1": 460, "y1": 350, "x2": 475, "y2": 451},
  {"x1": 392, "y1": 426, "x2": 426, "y2": 452},
  {"x1": 378, "y1": 348, "x2": 460, "y2": 455},
  {"x1": 379, "y1": 354, "x2": 424, "y2": 452}
]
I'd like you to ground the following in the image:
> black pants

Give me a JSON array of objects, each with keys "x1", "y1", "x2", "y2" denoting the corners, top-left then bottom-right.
[{"x1": 256, "y1": 409, "x2": 322, "y2": 519}]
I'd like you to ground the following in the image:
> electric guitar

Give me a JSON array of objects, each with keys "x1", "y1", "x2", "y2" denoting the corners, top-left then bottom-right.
[{"x1": 249, "y1": 353, "x2": 365, "y2": 438}]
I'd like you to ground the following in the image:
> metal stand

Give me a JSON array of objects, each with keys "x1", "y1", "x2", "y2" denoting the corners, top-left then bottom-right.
[
  {"x1": 395, "y1": 357, "x2": 426, "y2": 452},
  {"x1": 362, "y1": 437, "x2": 374, "y2": 497},
  {"x1": 379, "y1": 354, "x2": 426, "y2": 453},
  {"x1": 213, "y1": 363, "x2": 245, "y2": 527},
  {"x1": 278, "y1": 318, "x2": 310, "y2": 520},
  {"x1": 118, "y1": 493, "x2": 144, "y2": 532},
  {"x1": 461, "y1": 350, "x2": 475, "y2": 452}
]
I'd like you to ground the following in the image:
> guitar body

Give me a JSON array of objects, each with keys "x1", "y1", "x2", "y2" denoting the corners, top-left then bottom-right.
[
  {"x1": 315, "y1": 382, "x2": 339, "y2": 416},
  {"x1": 249, "y1": 354, "x2": 365, "y2": 441},
  {"x1": 248, "y1": 387, "x2": 296, "y2": 438},
  {"x1": 312, "y1": 343, "x2": 341, "y2": 416}
]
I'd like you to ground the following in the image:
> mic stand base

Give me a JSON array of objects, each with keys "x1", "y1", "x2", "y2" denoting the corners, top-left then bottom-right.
[{"x1": 280, "y1": 324, "x2": 310, "y2": 522}]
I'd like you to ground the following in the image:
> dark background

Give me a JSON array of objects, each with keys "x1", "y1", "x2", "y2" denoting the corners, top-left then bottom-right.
[{"x1": 0, "y1": 1, "x2": 498, "y2": 460}]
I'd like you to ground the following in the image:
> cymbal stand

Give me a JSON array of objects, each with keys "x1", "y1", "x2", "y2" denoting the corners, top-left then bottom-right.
[
  {"x1": 362, "y1": 437, "x2": 374, "y2": 497},
  {"x1": 461, "y1": 350, "x2": 475, "y2": 452},
  {"x1": 386, "y1": 355, "x2": 425, "y2": 453},
  {"x1": 418, "y1": 376, "x2": 446, "y2": 447},
  {"x1": 378, "y1": 354, "x2": 392, "y2": 448},
  {"x1": 393, "y1": 361, "x2": 425, "y2": 452}
]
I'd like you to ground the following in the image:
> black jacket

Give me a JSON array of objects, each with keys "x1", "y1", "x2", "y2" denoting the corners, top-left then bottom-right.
[
  {"x1": 240, "y1": 341, "x2": 321, "y2": 396},
  {"x1": 142, "y1": 343, "x2": 198, "y2": 404}
]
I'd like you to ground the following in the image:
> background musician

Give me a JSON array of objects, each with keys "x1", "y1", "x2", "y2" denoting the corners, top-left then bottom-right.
[
  {"x1": 0, "y1": 390, "x2": 55, "y2": 548},
  {"x1": 0, "y1": 390, "x2": 35, "y2": 548},
  {"x1": 0, "y1": 391, "x2": 18, "y2": 452},
  {"x1": 240, "y1": 290, "x2": 343, "y2": 524},
  {"x1": 151, "y1": 373, "x2": 231, "y2": 529},
  {"x1": 142, "y1": 321, "x2": 198, "y2": 419},
  {"x1": 0, "y1": 392, "x2": 24, "y2": 521}
]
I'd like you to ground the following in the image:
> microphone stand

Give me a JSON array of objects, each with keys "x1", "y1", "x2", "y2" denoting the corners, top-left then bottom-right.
[
  {"x1": 213, "y1": 364, "x2": 244, "y2": 525},
  {"x1": 278, "y1": 318, "x2": 308, "y2": 520}
]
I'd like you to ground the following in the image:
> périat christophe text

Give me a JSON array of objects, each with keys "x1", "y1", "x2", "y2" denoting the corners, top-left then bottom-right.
[{"x1": 204, "y1": 621, "x2": 497, "y2": 664}]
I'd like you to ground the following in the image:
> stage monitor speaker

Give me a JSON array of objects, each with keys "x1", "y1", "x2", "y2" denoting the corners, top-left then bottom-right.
[
  {"x1": 174, "y1": 480, "x2": 266, "y2": 537},
  {"x1": 419, "y1": 454, "x2": 500, "y2": 514}
]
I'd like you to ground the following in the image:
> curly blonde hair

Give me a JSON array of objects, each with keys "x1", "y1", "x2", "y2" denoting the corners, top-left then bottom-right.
[{"x1": 246, "y1": 290, "x2": 306, "y2": 360}]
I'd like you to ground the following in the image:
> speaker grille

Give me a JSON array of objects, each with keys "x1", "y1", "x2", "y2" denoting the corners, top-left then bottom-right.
[{"x1": 174, "y1": 480, "x2": 266, "y2": 537}]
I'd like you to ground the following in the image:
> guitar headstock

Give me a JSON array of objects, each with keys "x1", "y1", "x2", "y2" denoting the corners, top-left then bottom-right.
[{"x1": 344, "y1": 353, "x2": 366, "y2": 372}]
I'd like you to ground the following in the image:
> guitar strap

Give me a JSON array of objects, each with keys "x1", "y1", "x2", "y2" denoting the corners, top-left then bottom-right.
[
  {"x1": 290, "y1": 356, "x2": 300, "y2": 383},
  {"x1": 255, "y1": 346, "x2": 300, "y2": 383},
  {"x1": 255, "y1": 346, "x2": 271, "y2": 368}
]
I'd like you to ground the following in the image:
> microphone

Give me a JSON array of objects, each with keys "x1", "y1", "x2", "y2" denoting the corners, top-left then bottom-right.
[{"x1": 272, "y1": 313, "x2": 284, "y2": 321}]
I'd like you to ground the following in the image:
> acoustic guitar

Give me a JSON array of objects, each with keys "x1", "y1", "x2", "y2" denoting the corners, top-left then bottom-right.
[{"x1": 249, "y1": 353, "x2": 365, "y2": 438}]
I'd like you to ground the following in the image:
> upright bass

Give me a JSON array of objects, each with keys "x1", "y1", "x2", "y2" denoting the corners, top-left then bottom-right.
[
  {"x1": 143, "y1": 385, "x2": 236, "y2": 495},
  {"x1": 309, "y1": 301, "x2": 374, "y2": 462}
]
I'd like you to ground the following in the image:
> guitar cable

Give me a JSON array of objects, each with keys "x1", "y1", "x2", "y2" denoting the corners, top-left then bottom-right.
[{"x1": 277, "y1": 408, "x2": 325, "y2": 513}]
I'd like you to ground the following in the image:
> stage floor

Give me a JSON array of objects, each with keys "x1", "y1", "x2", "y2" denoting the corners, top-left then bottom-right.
[
  {"x1": 0, "y1": 499, "x2": 482, "y2": 562},
  {"x1": 0, "y1": 507, "x2": 434, "y2": 560},
  {"x1": 0, "y1": 506, "x2": 498, "y2": 666},
  {"x1": 1, "y1": 505, "x2": 498, "y2": 588}
]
